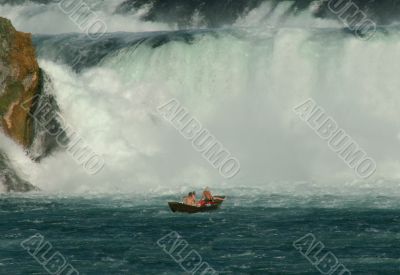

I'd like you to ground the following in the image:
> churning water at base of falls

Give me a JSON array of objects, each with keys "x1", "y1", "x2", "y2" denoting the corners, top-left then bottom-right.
[{"x1": 1, "y1": 192, "x2": 400, "y2": 274}]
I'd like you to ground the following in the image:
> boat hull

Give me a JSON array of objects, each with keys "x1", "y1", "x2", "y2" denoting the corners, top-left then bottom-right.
[{"x1": 168, "y1": 196, "x2": 225, "y2": 214}]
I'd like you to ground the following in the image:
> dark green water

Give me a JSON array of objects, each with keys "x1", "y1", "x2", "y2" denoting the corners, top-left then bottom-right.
[{"x1": 1, "y1": 194, "x2": 399, "y2": 274}]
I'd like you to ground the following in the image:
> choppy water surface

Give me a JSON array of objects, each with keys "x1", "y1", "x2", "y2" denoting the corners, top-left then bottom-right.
[{"x1": 1, "y1": 193, "x2": 400, "y2": 274}]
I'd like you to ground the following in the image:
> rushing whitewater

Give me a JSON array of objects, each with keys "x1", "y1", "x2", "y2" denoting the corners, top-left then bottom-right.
[{"x1": 1, "y1": 0, "x2": 400, "y2": 194}]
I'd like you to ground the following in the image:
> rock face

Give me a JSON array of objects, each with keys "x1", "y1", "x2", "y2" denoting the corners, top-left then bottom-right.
[
  {"x1": 0, "y1": 17, "x2": 40, "y2": 148},
  {"x1": 0, "y1": 17, "x2": 42, "y2": 192}
]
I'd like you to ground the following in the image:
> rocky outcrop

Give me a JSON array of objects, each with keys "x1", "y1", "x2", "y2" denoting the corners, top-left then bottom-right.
[
  {"x1": 0, "y1": 17, "x2": 44, "y2": 192},
  {"x1": 0, "y1": 17, "x2": 40, "y2": 148}
]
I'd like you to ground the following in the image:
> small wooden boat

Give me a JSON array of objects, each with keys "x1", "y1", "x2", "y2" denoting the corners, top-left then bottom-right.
[{"x1": 168, "y1": 196, "x2": 225, "y2": 214}]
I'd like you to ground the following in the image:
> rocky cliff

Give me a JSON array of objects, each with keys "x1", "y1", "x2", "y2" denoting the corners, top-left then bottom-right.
[
  {"x1": 0, "y1": 17, "x2": 40, "y2": 148},
  {"x1": 0, "y1": 17, "x2": 41, "y2": 192}
]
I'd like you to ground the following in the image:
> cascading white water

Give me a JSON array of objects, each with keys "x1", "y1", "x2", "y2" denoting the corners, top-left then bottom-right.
[{"x1": 1, "y1": 1, "x2": 400, "y2": 195}]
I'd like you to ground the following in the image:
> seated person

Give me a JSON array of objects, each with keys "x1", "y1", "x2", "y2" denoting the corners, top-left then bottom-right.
[
  {"x1": 202, "y1": 187, "x2": 214, "y2": 202},
  {"x1": 183, "y1": 192, "x2": 198, "y2": 206}
]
